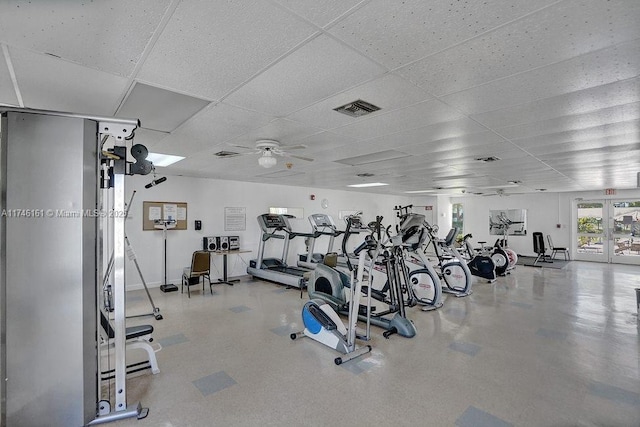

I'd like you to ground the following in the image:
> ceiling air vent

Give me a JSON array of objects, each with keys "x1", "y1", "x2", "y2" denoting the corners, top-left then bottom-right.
[
  {"x1": 214, "y1": 150, "x2": 239, "y2": 157},
  {"x1": 475, "y1": 156, "x2": 501, "y2": 162},
  {"x1": 333, "y1": 99, "x2": 381, "y2": 117}
]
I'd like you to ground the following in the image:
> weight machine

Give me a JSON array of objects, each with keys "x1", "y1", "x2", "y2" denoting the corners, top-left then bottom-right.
[{"x1": 0, "y1": 107, "x2": 153, "y2": 426}]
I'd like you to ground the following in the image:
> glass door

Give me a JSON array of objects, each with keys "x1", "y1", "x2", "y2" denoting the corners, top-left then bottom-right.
[{"x1": 575, "y1": 200, "x2": 640, "y2": 265}]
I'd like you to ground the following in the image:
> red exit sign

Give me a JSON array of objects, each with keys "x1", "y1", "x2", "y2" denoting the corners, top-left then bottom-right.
[
  {"x1": 424, "y1": 206, "x2": 433, "y2": 210},
  {"x1": 605, "y1": 188, "x2": 616, "y2": 195}
]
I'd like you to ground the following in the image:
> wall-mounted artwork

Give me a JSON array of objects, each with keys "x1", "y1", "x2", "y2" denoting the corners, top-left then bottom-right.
[{"x1": 489, "y1": 209, "x2": 527, "y2": 236}]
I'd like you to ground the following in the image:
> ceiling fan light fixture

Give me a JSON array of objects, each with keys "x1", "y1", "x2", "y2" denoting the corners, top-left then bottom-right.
[{"x1": 258, "y1": 151, "x2": 277, "y2": 168}]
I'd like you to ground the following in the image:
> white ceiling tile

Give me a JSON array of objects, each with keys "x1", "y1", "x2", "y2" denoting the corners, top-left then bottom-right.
[
  {"x1": 271, "y1": 0, "x2": 365, "y2": 27},
  {"x1": 330, "y1": 99, "x2": 464, "y2": 140},
  {"x1": 512, "y1": 119, "x2": 640, "y2": 148},
  {"x1": 441, "y1": 40, "x2": 640, "y2": 114},
  {"x1": 224, "y1": 34, "x2": 386, "y2": 116},
  {"x1": 398, "y1": 0, "x2": 640, "y2": 95},
  {"x1": 0, "y1": 54, "x2": 19, "y2": 106},
  {"x1": 156, "y1": 102, "x2": 276, "y2": 155},
  {"x1": 296, "y1": 131, "x2": 359, "y2": 153},
  {"x1": 224, "y1": 118, "x2": 324, "y2": 150},
  {"x1": 286, "y1": 73, "x2": 433, "y2": 130},
  {"x1": 130, "y1": 128, "x2": 171, "y2": 152},
  {"x1": 354, "y1": 117, "x2": 492, "y2": 151},
  {"x1": 0, "y1": 0, "x2": 171, "y2": 76},
  {"x1": 117, "y1": 82, "x2": 210, "y2": 133},
  {"x1": 137, "y1": 0, "x2": 318, "y2": 100},
  {"x1": 526, "y1": 133, "x2": 640, "y2": 156},
  {"x1": 497, "y1": 102, "x2": 640, "y2": 140},
  {"x1": 398, "y1": 132, "x2": 506, "y2": 156},
  {"x1": 472, "y1": 77, "x2": 640, "y2": 129},
  {"x1": 328, "y1": 0, "x2": 558, "y2": 69},
  {"x1": 9, "y1": 46, "x2": 128, "y2": 116}
]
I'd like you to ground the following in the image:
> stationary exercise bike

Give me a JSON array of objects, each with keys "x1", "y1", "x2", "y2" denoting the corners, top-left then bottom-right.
[
  {"x1": 459, "y1": 233, "x2": 497, "y2": 283},
  {"x1": 290, "y1": 232, "x2": 373, "y2": 365},
  {"x1": 308, "y1": 215, "x2": 417, "y2": 339},
  {"x1": 423, "y1": 224, "x2": 474, "y2": 297}
]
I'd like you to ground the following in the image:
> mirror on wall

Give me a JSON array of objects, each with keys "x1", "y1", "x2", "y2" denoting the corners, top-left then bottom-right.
[{"x1": 489, "y1": 209, "x2": 527, "y2": 236}]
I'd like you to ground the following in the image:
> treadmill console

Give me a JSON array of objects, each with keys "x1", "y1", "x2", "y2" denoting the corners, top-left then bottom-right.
[
  {"x1": 309, "y1": 213, "x2": 336, "y2": 230},
  {"x1": 258, "y1": 213, "x2": 291, "y2": 231}
]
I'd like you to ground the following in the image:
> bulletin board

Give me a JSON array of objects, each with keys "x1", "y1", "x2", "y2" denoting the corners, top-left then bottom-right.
[{"x1": 143, "y1": 201, "x2": 188, "y2": 231}]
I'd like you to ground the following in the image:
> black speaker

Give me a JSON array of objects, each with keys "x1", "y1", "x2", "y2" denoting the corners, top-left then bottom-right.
[
  {"x1": 203, "y1": 236, "x2": 218, "y2": 251},
  {"x1": 219, "y1": 236, "x2": 229, "y2": 251},
  {"x1": 195, "y1": 220, "x2": 202, "y2": 230}
]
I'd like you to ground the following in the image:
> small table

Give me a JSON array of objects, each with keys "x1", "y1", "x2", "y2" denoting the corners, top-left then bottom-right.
[{"x1": 209, "y1": 249, "x2": 251, "y2": 286}]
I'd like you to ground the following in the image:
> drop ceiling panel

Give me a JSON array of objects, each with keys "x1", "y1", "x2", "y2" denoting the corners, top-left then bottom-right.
[
  {"x1": 296, "y1": 131, "x2": 359, "y2": 153},
  {"x1": 328, "y1": 0, "x2": 558, "y2": 69},
  {"x1": 472, "y1": 77, "x2": 640, "y2": 129},
  {"x1": 0, "y1": 0, "x2": 171, "y2": 77},
  {"x1": 286, "y1": 74, "x2": 433, "y2": 130},
  {"x1": 117, "y1": 82, "x2": 210, "y2": 132},
  {"x1": 224, "y1": 35, "x2": 386, "y2": 116},
  {"x1": 9, "y1": 47, "x2": 128, "y2": 116},
  {"x1": 155, "y1": 102, "x2": 276, "y2": 154},
  {"x1": 512, "y1": 119, "x2": 640, "y2": 148},
  {"x1": 329, "y1": 99, "x2": 464, "y2": 141},
  {"x1": 441, "y1": 40, "x2": 640, "y2": 115},
  {"x1": 0, "y1": 55, "x2": 19, "y2": 106},
  {"x1": 525, "y1": 134, "x2": 640, "y2": 156},
  {"x1": 271, "y1": 0, "x2": 365, "y2": 27},
  {"x1": 223, "y1": 118, "x2": 324, "y2": 150},
  {"x1": 398, "y1": 132, "x2": 506, "y2": 156},
  {"x1": 497, "y1": 102, "x2": 640, "y2": 140},
  {"x1": 128, "y1": 128, "x2": 171, "y2": 152},
  {"x1": 137, "y1": 1, "x2": 318, "y2": 100},
  {"x1": 398, "y1": 0, "x2": 640, "y2": 96},
  {"x1": 354, "y1": 118, "x2": 492, "y2": 153}
]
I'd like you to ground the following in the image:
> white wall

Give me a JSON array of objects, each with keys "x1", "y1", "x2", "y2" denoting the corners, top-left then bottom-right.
[
  {"x1": 441, "y1": 189, "x2": 640, "y2": 257},
  {"x1": 123, "y1": 175, "x2": 418, "y2": 290}
]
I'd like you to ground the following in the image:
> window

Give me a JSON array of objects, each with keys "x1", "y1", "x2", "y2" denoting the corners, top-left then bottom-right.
[{"x1": 452, "y1": 203, "x2": 464, "y2": 240}]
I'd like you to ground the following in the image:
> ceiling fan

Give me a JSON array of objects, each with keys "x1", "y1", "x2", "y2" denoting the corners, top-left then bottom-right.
[{"x1": 227, "y1": 139, "x2": 314, "y2": 168}]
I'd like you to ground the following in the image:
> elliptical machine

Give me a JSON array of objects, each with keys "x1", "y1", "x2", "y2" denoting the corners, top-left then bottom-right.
[
  {"x1": 290, "y1": 233, "x2": 373, "y2": 365},
  {"x1": 391, "y1": 206, "x2": 443, "y2": 311},
  {"x1": 308, "y1": 215, "x2": 417, "y2": 339}
]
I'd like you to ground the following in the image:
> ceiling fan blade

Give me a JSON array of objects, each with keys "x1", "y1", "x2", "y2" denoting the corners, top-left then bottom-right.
[
  {"x1": 227, "y1": 143, "x2": 256, "y2": 151},
  {"x1": 288, "y1": 154, "x2": 314, "y2": 162},
  {"x1": 282, "y1": 144, "x2": 307, "y2": 150}
]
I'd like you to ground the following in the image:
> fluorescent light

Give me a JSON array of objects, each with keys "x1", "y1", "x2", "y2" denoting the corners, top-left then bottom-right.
[
  {"x1": 147, "y1": 152, "x2": 185, "y2": 167},
  {"x1": 347, "y1": 182, "x2": 389, "y2": 188}
]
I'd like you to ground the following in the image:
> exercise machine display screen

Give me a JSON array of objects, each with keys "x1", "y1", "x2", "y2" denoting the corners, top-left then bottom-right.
[{"x1": 262, "y1": 214, "x2": 288, "y2": 229}]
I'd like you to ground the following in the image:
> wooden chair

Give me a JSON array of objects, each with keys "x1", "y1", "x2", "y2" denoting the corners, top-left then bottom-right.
[
  {"x1": 182, "y1": 251, "x2": 211, "y2": 297},
  {"x1": 547, "y1": 235, "x2": 570, "y2": 260}
]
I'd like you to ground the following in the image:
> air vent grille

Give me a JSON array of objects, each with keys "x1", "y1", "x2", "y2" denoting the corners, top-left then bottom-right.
[
  {"x1": 475, "y1": 156, "x2": 501, "y2": 162},
  {"x1": 334, "y1": 99, "x2": 381, "y2": 117},
  {"x1": 214, "y1": 150, "x2": 239, "y2": 157}
]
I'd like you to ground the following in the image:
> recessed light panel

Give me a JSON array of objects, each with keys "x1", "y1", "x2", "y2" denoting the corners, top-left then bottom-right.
[
  {"x1": 147, "y1": 152, "x2": 185, "y2": 167},
  {"x1": 347, "y1": 182, "x2": 389, "y2": 188}
]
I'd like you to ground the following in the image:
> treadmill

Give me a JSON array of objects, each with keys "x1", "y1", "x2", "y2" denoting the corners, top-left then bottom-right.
[
  {"x1": 247, "y1": 213, "x2": 313, "y2": 289},
  {"x1": 297, "y1": 213, "x2": 344, "y2": 270}
]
